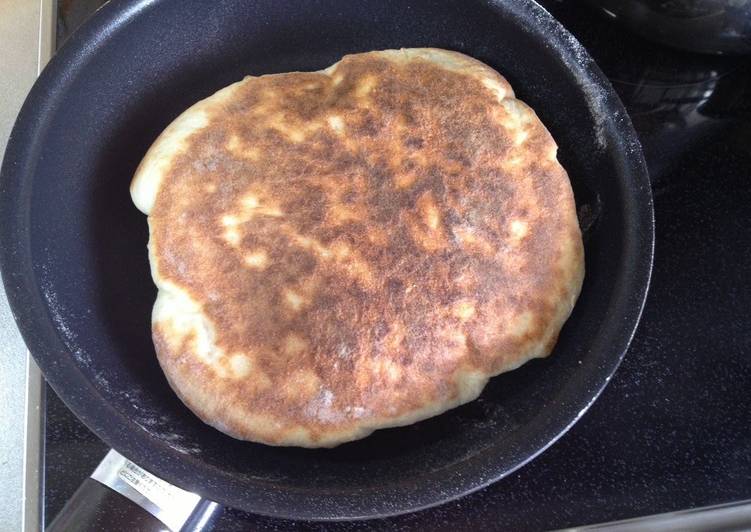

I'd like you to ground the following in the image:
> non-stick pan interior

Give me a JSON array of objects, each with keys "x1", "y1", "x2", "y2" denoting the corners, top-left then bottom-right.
[{"x1": 2, "y1": 0, "x2": 652, "y2": 519}]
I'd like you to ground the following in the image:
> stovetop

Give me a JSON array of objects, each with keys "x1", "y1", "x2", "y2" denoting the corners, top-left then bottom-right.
[{"x1": 42, "y1": 1, "x2": 751, "y2": 530}]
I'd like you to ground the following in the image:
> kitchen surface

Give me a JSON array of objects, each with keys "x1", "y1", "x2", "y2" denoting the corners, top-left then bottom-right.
[{"x1": 2, "y1": 1, "x2": 750, "y2": 530}]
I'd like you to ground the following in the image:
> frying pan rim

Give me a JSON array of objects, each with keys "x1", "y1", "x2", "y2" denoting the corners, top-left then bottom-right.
[{"x1": 0, "y1": 0, "x2": 654, "y2": 521}]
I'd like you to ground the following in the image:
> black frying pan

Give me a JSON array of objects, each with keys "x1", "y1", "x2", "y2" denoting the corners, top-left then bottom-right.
[{"x1": 0, "y1": 0, "x2": 653, "y2": 523}]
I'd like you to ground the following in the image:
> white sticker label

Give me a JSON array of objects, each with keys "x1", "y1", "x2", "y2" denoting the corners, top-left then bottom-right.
[
  {"x1": 117, "y1": 461, "x2": 197, "y2": 512},
  {"x1": 91, "y1": 450, "x2": 202, "y2": 531}
]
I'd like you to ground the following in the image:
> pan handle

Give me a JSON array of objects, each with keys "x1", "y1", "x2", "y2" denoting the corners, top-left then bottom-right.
[{"x1": 47, "y1": 450, "x2": 220, "y2": 532}]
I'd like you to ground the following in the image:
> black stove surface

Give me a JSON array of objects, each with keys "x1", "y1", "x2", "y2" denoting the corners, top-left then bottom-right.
[{"x1": 44, "y1": 1, "x2": 751, "y2": 529}]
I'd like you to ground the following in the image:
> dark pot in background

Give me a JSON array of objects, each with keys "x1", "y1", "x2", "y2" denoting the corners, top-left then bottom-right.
[{"x1": 584, "y1": 0, "x2": 751, "y2": 54}]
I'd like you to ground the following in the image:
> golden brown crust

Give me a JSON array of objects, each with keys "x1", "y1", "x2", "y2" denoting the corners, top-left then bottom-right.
[{"x1": 132, "y1": 48, "x2": 584, "y2": 447}]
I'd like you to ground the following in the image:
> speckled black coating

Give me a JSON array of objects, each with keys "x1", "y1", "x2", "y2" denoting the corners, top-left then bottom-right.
[{"x1": 2, "y1": 0, "x2": 653, "y2": 520}]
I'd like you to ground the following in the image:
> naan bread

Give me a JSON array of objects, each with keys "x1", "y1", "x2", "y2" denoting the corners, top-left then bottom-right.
[{"x1": 130, "y1": 49, "x2": 584, "y2": 447}]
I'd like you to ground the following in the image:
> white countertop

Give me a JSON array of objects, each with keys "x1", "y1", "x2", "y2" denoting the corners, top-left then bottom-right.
[{"x1": 0, "y1": 2, "x2": 55, "y2": 531}]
